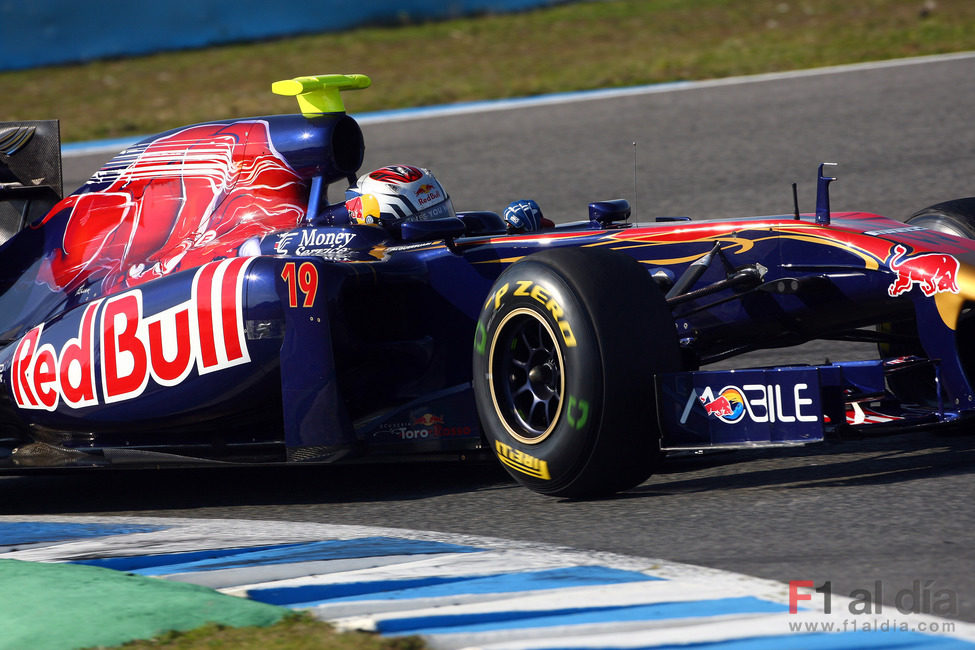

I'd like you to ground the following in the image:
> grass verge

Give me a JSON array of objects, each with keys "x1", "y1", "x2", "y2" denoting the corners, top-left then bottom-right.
[
  {"x1": 108, "y1": 612, "x2": 423, "y2": 650},
  {"x1": 2, "y1": 0, "x2": 975, "y2": 142}
]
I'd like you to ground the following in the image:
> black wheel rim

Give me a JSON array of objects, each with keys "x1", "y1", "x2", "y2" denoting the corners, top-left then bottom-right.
[{"x1": 488, "y1": 308, "x2": 564, "y2": 444}]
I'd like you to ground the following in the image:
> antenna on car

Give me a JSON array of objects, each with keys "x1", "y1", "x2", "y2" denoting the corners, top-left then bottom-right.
[
  {"x1": 792, "y1": 183, "x2": 800, "y2": 220},
  {"x1": 632, "y1": 141, "x2": 638, "y2": 221},
  {"x1": 816, "y1": 162, "x2": 838, "y2": 226}
]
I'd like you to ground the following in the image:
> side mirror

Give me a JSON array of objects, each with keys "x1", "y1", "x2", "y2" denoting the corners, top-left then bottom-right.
[
  {"x1": 589, "y1": 199, "x2": 630, "y2": 227},
  {"x1": 400, "y1": 217, "x2": 467, "y2": 242},
  {"x1": 458, "y1": 211, "x2": 507, "y2": 236}
]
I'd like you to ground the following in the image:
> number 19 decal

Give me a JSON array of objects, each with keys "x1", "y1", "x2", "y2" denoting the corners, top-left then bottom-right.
[{"x1": 281, "y1": 262, "x2": 319, "y2": 308}]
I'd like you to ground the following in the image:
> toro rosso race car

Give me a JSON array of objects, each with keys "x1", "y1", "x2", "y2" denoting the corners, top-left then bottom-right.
[{"x1": 2, "y1": 74, "x2": 975, "y2": 497}]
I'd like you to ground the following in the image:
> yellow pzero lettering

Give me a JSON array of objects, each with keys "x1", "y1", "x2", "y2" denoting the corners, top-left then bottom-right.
[
  {"x1": 501, "y1": 280, "x2": 578, "y2": 348},
  {"x1": 530, "y1": 284, "x2": 549, "y2": 305},
  {"x1": 514, "y1": 280, "x2": 533, "y2": 296},
  {"x1": 545, "y1": 297, "x2": 564, "y2": 321},
  {"x1": 490, "y1": 283, "x2": 509, "y2": 310},
  {"x1": 494, "y1": 440, "x2": 551, "y2": 480},
  {"x1": 559, "y1": 322, "x2": 577, "y2": 347}
]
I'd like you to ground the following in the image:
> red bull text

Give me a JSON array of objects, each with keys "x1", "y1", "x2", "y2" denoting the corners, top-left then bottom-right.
[{"x1": 11, "y1": 258, "x2": 252, "y2": 411}]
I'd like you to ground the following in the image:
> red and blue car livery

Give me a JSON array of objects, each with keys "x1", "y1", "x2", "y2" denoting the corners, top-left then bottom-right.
[{"x1": 1, "y1": 74, "x2": 974, "y2": 497}]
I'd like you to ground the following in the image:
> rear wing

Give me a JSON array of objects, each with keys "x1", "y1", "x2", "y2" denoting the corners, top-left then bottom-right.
[{"x1": 0, "y1": 121, "x2": 63, "y2": 243}]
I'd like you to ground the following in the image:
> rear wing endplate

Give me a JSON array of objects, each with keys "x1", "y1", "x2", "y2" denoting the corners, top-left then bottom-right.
[{"x1": 0, "y1": 120, "x2": 63, "y2": 242}]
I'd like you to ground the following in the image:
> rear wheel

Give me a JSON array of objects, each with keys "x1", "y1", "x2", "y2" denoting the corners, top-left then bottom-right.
[{"x1": 472, "y1": 247, "x2": 680, "y2": 497}]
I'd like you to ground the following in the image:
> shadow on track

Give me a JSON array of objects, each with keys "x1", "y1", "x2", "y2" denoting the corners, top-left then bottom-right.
[
  {"x1": 3, "y1": 430, "x2": 975, "y2": 513},
  {"x1": 0, "y1": 460, "x2": 515, "y2": 515},
  {"x1": 634, "y1": 430, "x2": 975, "y2": 497}
]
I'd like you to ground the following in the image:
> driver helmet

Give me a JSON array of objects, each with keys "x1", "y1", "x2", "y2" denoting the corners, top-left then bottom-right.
[{"x1": 345, "y1": 165, "x2": 455, "y2": 228}]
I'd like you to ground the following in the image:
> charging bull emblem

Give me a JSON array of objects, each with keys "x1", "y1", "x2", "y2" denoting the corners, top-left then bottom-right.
[
  {"x1": 413, "y1": 413, "x2": 445, "y2": 426},
  {"x1": 700, "y1": 387, "x2": 746, "y2": 424},
  {"x1": 887, "y1": 244, "x2": 960, "y2": 297}
]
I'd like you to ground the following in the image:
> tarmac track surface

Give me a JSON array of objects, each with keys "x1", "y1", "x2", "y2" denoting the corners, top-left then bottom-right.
[{"x1": 11, "y1": 54, "x2": 975, "y2": 623}]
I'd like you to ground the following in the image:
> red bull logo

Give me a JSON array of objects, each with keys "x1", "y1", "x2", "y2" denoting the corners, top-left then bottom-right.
[
  {"x1": 11, "y1": 258, "x2": 252, "y2": 411},
  {"x1": 413, "y1": 413, "x2": 445, "y2": 426},
  {"x1": 700, "y1": 387, "x2": 746, "y2": 423},
  {"x1": 887, "y1": 244, "x2": 960, "y2": 298},
  {"x1": 346, "y1": 196, "x2": 362, "y2": 220},
  {"x1": 702, "y1": 395, "x2": 734, "y2": 417},
  {"x1": 416, "y1": 186, "x2": 442, "y2": 206},
  {"x1": 345, "y1": 193, "x2": 381, "y2": 225}
]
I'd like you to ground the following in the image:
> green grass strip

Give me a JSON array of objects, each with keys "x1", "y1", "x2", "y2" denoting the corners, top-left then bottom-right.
[
  {"x1": 2, "y1": 0, "x2": 975, "y2": 142},
  {"x1": 0, "y1": 559, "x2": 286, "y2": 649}
]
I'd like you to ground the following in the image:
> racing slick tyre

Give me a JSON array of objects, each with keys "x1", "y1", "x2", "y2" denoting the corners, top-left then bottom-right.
[
  {"x1": 906, "y1": 197, "x2": 975, "y2": 237},
  {"x1": 472, "y1": 247, "x2": 681, "y2": 498}
]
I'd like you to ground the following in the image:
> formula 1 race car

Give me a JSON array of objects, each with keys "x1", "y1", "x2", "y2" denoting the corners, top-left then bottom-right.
[{"x1": 2, "y1": 74, "x2": 975, "y2": 497}]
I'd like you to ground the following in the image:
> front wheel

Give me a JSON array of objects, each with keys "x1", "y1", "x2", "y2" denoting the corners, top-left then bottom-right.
[
  {"x1": 882, "y1": 198, "x2": 975, "y2": 403},
  {"x1": 472, "y1": 247, "x2": 681, "y2": 497},
  {"x1": 906, "y1": 197, "x2": 975, "y2": 237}
]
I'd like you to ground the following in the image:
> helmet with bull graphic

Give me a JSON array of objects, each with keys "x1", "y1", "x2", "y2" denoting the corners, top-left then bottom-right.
[{"x1": 345, "y1": 165, "x2": 455, "y2": 229}]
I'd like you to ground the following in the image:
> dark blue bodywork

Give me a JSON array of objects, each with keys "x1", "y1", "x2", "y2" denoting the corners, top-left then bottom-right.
[{"x1": 2, "y1": 102, "x2": 975, "y2": 472}]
